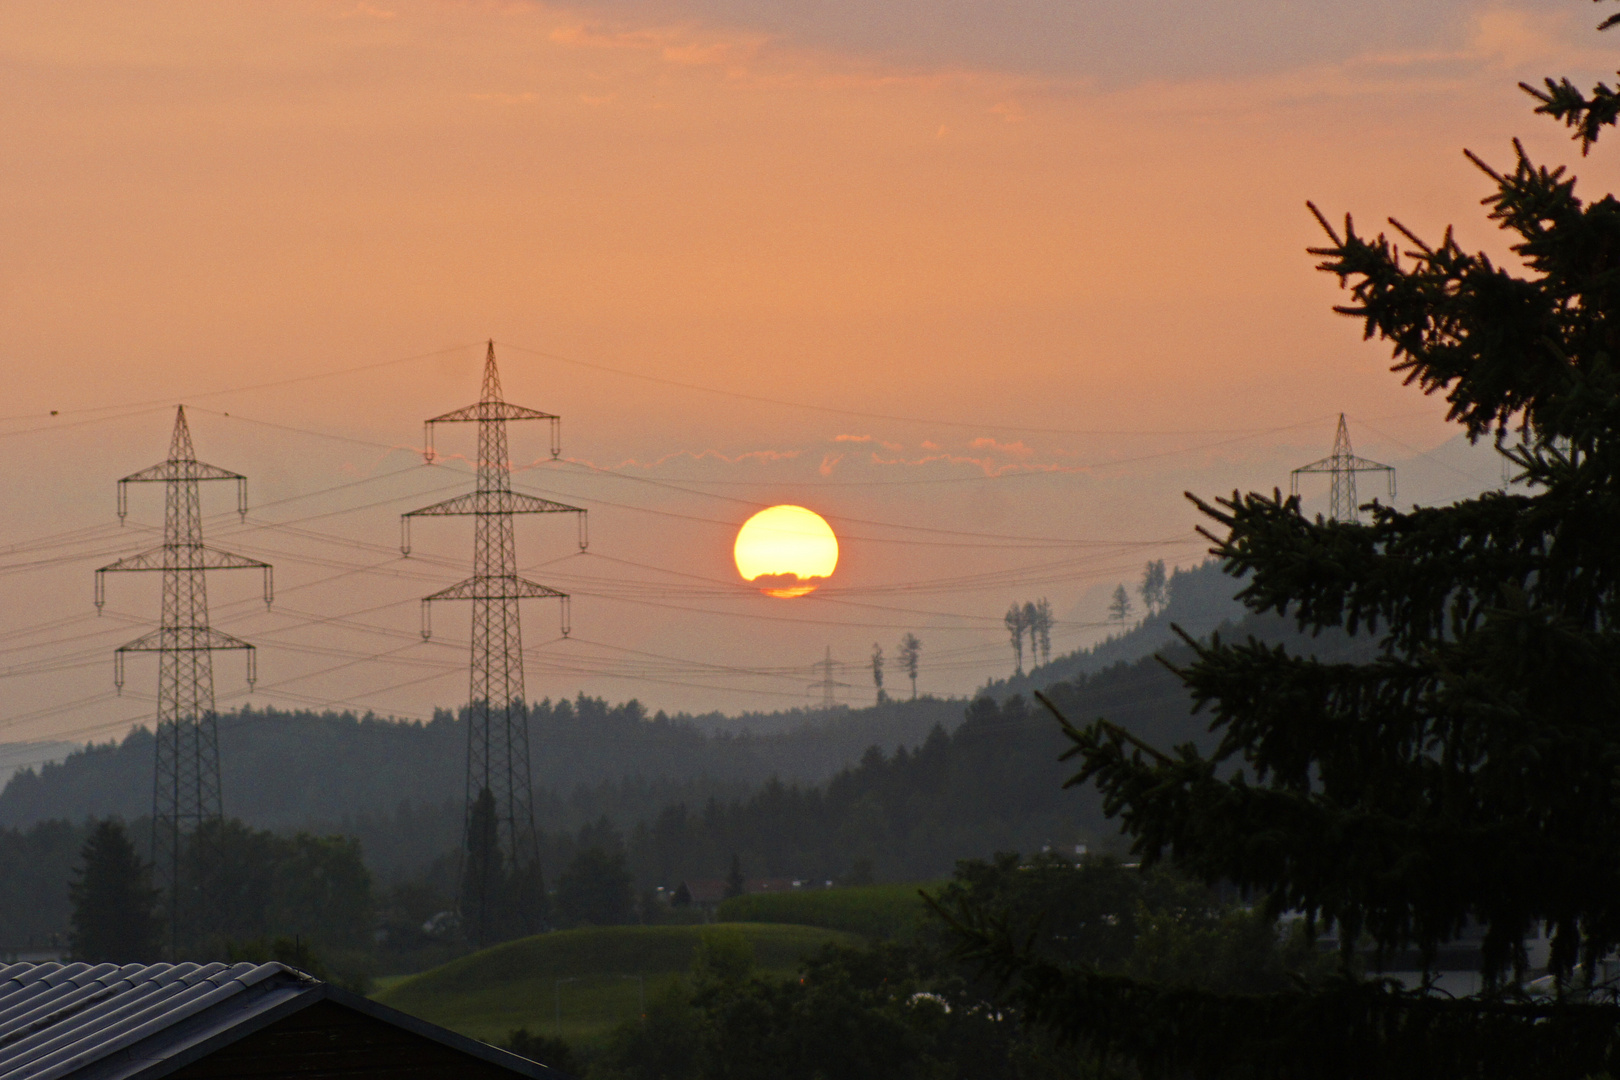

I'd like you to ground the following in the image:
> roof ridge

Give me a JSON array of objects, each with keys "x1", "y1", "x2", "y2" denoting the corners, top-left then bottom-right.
[{"x1": 0, "y1": 963, "x2": 304, "y2": 1080}]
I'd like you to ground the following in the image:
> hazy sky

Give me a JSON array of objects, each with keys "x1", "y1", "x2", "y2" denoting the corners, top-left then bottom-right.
[{"x1": 1, "y1": 1, "x2": 1616, "y2": 744}]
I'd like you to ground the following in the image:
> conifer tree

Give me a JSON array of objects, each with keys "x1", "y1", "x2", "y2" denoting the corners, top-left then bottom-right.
[
  {"x1": 724, "y1": 853, "x2": 747, "y2": 899},
  {"x1": 69, "y1": 819, "x2": 160, "y2": 962},
  {"x1": 462, "y1": 786, "x2": 503, "y2": 947},
  {"x1": 1106, "y1": 584, "x2": 1133, "y2": 624},
  {"x1": 946, "y1": 10, "x2": 1620, "y2": 1075}
]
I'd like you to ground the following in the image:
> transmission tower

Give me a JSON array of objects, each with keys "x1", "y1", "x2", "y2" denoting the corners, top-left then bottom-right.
[
  {"x1": 810, "y1": 647, "x2": 838, "y2": 709},
  {"x1": 94, "y1": 406, "x2": 272, "y2": 955},
  {"x1": 1290, "y1": 413, "x2": 1395, "y2": 522},
  {"x1": 403, "y1": 341, "x2": 586, "y2": 947}
]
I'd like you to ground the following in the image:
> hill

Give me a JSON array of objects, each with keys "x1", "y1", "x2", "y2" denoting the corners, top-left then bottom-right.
[
  {"x1": 715, "y1": 882, "x2": 940, "y2": 939},
  {"x1": 0, "y1": 580, "x2": 1380, "y2": 947},
  {"x1": 983, "y1": 558, "x2": 1245, "y2": 701},
  {"x1": 0, "y1": 694, "x2": 962, "y2": 837},
  {"x1": 373, "y1": 923, "x2": 858, "y2": 1044}
]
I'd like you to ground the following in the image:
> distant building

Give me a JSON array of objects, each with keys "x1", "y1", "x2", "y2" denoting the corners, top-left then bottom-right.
[
  {"x1": 674, "y1": 879, "x2": 731, "y2": 907},
  {"x1": 0, "y1": 961, "x2": 567, "y2": 1080}
]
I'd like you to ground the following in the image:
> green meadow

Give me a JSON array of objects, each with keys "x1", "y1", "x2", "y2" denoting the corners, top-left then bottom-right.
[
  {"x1": 715, "y1": 881, "x2": 944, "y2": 939},
  {"x1": 373, "y1": 923, "x2": 858, "y2": 1045}
]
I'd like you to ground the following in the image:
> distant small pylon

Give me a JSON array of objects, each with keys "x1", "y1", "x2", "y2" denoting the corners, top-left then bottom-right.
[
  {"x1": 94, "y1": 406, "x2": 272, "y2": 957},
  {"x1": 810, "y1": 646, "x2": 838, "y2": 708},
  {"x1": 1290, "y1": 414, "x2": 1395, "y2": 522}
]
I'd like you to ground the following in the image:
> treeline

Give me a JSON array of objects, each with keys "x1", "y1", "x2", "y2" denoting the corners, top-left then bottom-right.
[
  {"x1": 0, "y1": 695, "x2": 964, "y2": 839},
  {"x1": 6, "y1": 817, "x2": 374, "y2": 966},
  {"x1": 565, "y1": 647, "x2": 1231, "y2": 893},
  {"x1": 0, "y1": 650, "x2": 1200, "y2": 949}
]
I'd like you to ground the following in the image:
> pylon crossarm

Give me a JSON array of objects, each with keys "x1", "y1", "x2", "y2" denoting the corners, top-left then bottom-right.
[
  {"x1": 116, "y1": 466, "x2": 245, "y2": 523},
  {"x1": 117, "y1": 460, "x2": 246, "y2": 484},
  {"x1": 424, "y1": 411, "x2": 561, "y2": 463},
  {"x1": 405, "y1": 492, "x2": 585, "y2": 517},
  {"x1": 419, "y1": 587, "x2": 570, "y2": 639},
  {"x1": 426, "y1": 401, "x2": 560, "y2": 425},
  {"x1": 424, "y1": 575, "x2": 569, "y2": 602},
  {"x1": 95, "y1": 545, "x2": 270, "y2": 574},
  {"x1": 116, "y1": 626, "x2": 256, "y2": 653}
]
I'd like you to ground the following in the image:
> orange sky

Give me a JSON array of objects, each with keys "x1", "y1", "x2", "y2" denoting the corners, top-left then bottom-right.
[{"x1": 2, "y1": 1, "x2": 1616, "y2": 741}]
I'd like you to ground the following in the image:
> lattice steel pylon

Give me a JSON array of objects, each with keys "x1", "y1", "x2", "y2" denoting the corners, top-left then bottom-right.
[
  {"x1": 810, "y1": 647, "x2": 838, "y2": 709},
  {"x1": 402, "y1": 341, "x2": 586, "y2": 947},
  {"x1": 1290, "y1": 413, "x2": 1396, "y2": 523},
  {"x1": 94, "y1": 406, "x2": 273, "y2": 955}
]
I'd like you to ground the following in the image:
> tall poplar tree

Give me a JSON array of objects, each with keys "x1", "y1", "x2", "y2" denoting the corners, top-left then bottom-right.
[
  {"x1": 1004, "y1": 604, "x2": 1026, "y2": 675},
  {"x1": 946, "y1": 9, "x2": 1620, "y2": 1076},
  {"x1": 898, "y1": 633, "x2": 922, "y2": 699}
]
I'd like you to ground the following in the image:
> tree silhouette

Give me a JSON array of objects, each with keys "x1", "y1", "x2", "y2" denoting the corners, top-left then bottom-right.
[
  {"x1": 954, "y1": 22, "x2": 1620, "y2": 1073},
  {"x1": 69, "y1": 819, "x2": 159, "y2": 962},
  {"x1": 1107, "y1": 584, "x2": 1133, "y2": 624},
  {"x1": 1004, "y1": 604, "x2": 1026, "y2": 675},
  {"x1": 870, "y1": 643, "x2": 886, "y2": 705},
  {"x1": 556, "y1": 845, "x2": 636, "y2": 926},
  {"x1": 1021, "y1": 601, "x2": 1040, "y2": 669},
  {"x1": 897, "y1": 633, "x2": 922, "y2": 699},
  {"x1": 1140, "y1": 560, "x2": 1168, "y2": 615},
  {"x1": 462, "y1": 786, "x2": 503, "y2": 947},
  {"x1": 1032, "y1": 598, "x2": 1053, "y2": 666},
  {"x1": 724, "y1": 853, "x2": 747, "y2": 899}
]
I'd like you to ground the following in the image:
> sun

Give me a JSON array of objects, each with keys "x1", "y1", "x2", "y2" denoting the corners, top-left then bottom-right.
[{"x1": 734, "y1": 505, "x2": 839, "y2": 598}]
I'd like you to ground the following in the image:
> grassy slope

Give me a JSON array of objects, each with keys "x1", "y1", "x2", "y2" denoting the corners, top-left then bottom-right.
[
  {"x1": 373, "y1": 923, "x2": 858, "y2": 1044},
  {"x1": 716, "y1": 882, "x2": 944, "y2": 939}
]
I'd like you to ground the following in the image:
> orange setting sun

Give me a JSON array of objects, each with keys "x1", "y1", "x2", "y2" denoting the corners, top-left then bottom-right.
[{"x1": 733, "y1": 505, "x2": 839, "y2": 598}]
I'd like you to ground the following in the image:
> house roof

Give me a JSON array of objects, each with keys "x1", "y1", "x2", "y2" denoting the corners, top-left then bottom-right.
[{"x1": 0, "y1": 962, "x2": 565, "y2": 1080}]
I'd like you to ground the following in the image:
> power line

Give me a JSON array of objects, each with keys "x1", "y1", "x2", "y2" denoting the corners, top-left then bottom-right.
[{"x1": 495, "y1": 339, "x2": 1331, "y2": 439}]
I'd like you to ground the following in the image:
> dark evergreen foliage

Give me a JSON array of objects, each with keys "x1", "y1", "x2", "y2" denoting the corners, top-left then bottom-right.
[
  {"x1": 68, "y1": 819, "x2": 159, "y2": 962},
  {"x1": 556, "y1": 844, "x2": 637, "y2": 927},
  {"x1": 462, "y1": 786, "x2": 503, "y2": 946},
  {"x1": 184, "y1": 819, "x2": 373, "y2": 958},
  {"x1": 0, "y1": 820, "x2": 81, "y2": 947},
  {"x1": 950, "y1": 18, "x2": 1620, "y2": 1076}
]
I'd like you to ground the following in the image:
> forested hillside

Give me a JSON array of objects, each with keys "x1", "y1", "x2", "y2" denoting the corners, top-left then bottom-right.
[
  {"x1": 0, "y1": 585, "x2": 1376, "y2": 946},
  {"x1": 983, "y1": 558, "x2": 1245, "y2": 701},
  {"x1": 0, "y1": 561, "x2": 1240, "y2": 839},
  {"x1": 0, "y1": 694, "x2": 963, "y2": 832}
]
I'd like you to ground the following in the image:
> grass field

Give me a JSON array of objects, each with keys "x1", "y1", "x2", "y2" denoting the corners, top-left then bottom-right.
[
  {"x1": 373, "y1": 923, "x2": 858, "y2": 1045},
  {"x1": 715, "y1": 882, "x2": 945, "y2": 939}
]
